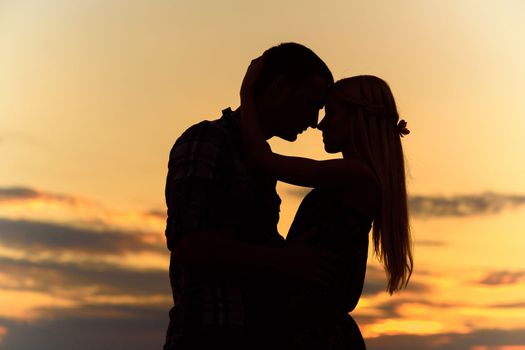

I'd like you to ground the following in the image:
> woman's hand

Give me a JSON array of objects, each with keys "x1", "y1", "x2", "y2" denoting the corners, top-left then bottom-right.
[
  {"x1": 238, "y1": 57, "x2": 379, "y2": 192},
  {"x1": 240, "y1": 56, "x2": 264, "y2": 102},
  {"x1": 240, "y1": 57, "x2": 272, "y2": 166}
]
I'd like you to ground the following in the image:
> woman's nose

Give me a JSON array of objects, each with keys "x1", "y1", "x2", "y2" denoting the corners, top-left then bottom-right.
[{"x1": 309, "y1": 111, "x2": 319, "y2": 128}]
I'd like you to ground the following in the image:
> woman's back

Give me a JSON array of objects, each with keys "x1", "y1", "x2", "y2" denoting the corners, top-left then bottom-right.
[{"x1": 286, "y1": 187, "x2": 372, "y2": 349}]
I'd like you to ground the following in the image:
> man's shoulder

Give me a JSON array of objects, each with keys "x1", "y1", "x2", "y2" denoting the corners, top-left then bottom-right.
[
  {"x1": 168, "y1": 112, "x2": 239, "y2": 168},
  {"x1": 176, "y1": 108, "x2": 239, "y2": 143},
  {"x1": 177, "y1": 119, "x2": 227, "y2": 143}
]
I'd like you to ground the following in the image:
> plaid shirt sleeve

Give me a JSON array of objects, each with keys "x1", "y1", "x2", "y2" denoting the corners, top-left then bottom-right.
[{"x1": 164, "y1": 121, "x2": 229, "y2": 250}]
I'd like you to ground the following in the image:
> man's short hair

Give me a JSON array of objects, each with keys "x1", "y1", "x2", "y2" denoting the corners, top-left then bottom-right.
[{"x1": 254, "y1": 42, "x2": 334, "y2": 96}]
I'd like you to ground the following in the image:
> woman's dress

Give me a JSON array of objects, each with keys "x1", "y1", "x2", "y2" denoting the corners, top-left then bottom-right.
[{"x1": 286, "y1": 187, "x2": 372, "y2": 350}]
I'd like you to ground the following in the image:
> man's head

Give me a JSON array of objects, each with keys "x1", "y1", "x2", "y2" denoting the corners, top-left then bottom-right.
[{"x1": 253, "y1": 43, "x2": 333, "y2": 141}]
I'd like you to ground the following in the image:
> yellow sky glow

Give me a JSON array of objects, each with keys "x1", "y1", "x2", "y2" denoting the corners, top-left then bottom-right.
[
  {"x1": 1, "y1": 1, "x2": 525, "y2": 349},
  {"x1": 0, "y1": 290, "x2": 75, "y2": 321}
]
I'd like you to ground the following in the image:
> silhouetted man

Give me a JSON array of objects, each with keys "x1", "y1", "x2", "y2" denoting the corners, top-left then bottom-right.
[{"x1": 163, "y1": 43, "x2": 334, "y2": 350}]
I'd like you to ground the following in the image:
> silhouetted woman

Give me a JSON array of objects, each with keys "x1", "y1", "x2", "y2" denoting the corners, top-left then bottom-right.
[{"x1": 240, "y1": 59, "x2": 413, "y2": 350}]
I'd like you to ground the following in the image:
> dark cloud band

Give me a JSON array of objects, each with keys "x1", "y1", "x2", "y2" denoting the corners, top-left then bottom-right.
[
  {"x1": 0, "y1": 256, "x2": 169, "y2": 297},
  {"x1": 0, "y1": 218, "x2": 164, "y2": 255},
  {"x1": 284, "y1": 187, "x2": 525, "y2": 217}
]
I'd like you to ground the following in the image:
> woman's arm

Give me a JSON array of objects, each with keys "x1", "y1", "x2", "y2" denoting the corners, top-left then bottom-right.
[{"x1": 240, "y1": 58, "x2": 377, "y2": 189}]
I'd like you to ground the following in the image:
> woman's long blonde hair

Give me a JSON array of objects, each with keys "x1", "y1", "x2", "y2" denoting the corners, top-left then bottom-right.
[{"x1": 333, "y1": 75, "x2": 413, "y2": 294}]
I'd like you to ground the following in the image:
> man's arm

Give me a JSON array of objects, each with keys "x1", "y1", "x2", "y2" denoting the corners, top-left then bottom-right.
[
  {"x1": 172, "y1": 231, "x2": 277, "y2": 272},
  {"x1": 172, "y1": 230, "x2": 341, "y2": 288}
]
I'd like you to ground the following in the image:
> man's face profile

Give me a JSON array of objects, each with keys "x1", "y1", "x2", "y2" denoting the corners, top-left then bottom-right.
[{"x1": 275, "y1": 74, "x2": 328, "y2": 141}]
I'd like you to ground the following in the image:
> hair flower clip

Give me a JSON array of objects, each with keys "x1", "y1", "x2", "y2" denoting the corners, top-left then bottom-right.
[{"x1": 397, "y1": 120, "x2": 410, "y2": 137}]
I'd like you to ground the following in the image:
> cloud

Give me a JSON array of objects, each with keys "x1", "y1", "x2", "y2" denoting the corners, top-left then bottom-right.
[
  {"x1": 415, "y1": 239, "x2": 447, "y2": 247},
  {"x1": 35, "y1": 302, "x2": 169, "y2": 319},
  {"x1": 2, "y1": 309, "x2": 525, "y2": 350},
  {"x1": 146, "y1": 209, "x2": 166, "y2": 220},
  {"x1": 362, "y1": 266, "x2": 392, "y2": 297},
  {"x1": 0, "y1": 218, "x2": 164, "y2": 255},
  {"x1": 488, "y1": 302, "x2": 525, "y2": 308},
  {"x1": 0, "y1": 186, "x2": 166, "y2": 234},
  {"x1": 284, "y1": 188, "x2": 525, "y2": 218},
  {"x1": 0, "y1": 256, "x2": 169, "y2": 297},
  {"x1": 0, "y1": 303, "x2": 168, "y2": 350},
  {"x1": 0, "y1": 327, "x2": 5, "y2": 346},
  {"x1": 478, "y1": 270, "x2": 525, "y2": 286},
  {"x1": 0, "y1": 186, "x2": 90, "y2": 207},
  {"x1": 0, "y1": 187, "x2": 40, "y2": 200},
  {"x1": 409, "y1": 193, "x2": 525, "y2": 217},
  {"x1": 1, "y1": 185, "x2": 523, "y2": 350},
  {"x1": 356, "y1": 295, "x2": 440, "y2": 326},
  {"x1": 355, "y1": 296, "x2": 525, "y2": 331},
  {"x1": 362, "y1": 265, "x2": 430, "y2": 297},
  {"x1": 366, "y1": 328, "x2": 525, "y2": 350}
]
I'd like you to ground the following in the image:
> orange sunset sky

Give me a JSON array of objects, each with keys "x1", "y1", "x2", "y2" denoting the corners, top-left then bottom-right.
[{"x1": 1, "y1": 1, "x2": 525, "y2": 349}]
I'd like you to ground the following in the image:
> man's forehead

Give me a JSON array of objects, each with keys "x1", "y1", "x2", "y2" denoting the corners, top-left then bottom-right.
[{"x1": 304, "y1": 74, "x2": 330, "y2": 97}]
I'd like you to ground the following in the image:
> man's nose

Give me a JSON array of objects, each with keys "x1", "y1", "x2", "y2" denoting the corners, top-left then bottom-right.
[{"x1": 317, "y1": 116, "x2": 326, "y2": 131}]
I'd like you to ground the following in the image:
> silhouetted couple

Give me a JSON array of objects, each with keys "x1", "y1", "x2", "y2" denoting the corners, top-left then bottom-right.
[{"x1": 163, "y1": 43, "x2": 413, "y2": 350}]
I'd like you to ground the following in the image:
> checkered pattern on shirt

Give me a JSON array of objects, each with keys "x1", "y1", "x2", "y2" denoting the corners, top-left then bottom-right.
[{"x1": 163, "y1": 108, "x2": 284, "y2": 349}]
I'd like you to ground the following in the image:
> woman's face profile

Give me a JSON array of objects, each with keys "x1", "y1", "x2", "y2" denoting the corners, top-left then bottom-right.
[{"x1": 318, "y1": 93, "x2": 353, "y2": 154}]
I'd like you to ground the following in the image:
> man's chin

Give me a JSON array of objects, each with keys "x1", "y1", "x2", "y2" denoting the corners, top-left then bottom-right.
[{"x1": 276, "y1": 132, "x2": 298, "y2": 142}]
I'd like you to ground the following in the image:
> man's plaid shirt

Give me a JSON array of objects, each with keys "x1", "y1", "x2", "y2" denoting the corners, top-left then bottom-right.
[{"x1": 163, "y1": 108, "x2": 285, "y2": 348}]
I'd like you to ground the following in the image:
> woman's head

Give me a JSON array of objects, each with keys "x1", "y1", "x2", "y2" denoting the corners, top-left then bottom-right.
[
  {"x1": 320, "y1": 75, "x2": 413, "y2": 294},
  {"x1": 319, "y1": 75, "x2": 403, "y2": 155}
]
